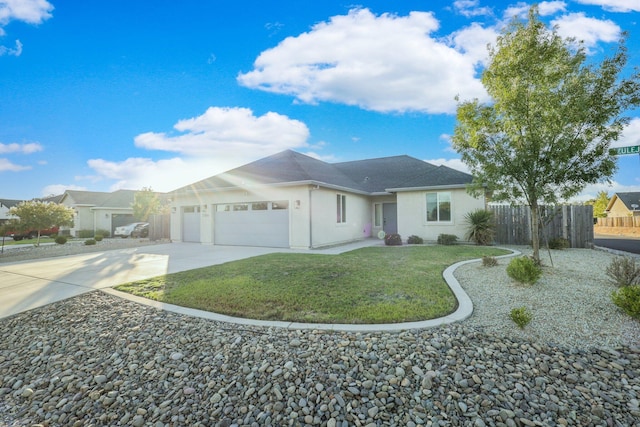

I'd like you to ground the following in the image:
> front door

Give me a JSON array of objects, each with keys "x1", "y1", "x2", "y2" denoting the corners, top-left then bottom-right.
[{"x1": 383, "y1": 203, "x2": 397, "y2": 234}]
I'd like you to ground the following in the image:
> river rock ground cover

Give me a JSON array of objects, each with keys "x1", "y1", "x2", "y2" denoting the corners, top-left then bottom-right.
[{"x1": 0, "y1": 245, "x2": 639, "y2": 426}]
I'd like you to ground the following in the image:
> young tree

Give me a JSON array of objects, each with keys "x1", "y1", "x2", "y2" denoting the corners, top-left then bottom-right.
[
  {"x1": 132, "y1": 187, "x2": 162, "y2": 221},
  {"x1": 8, "y1": 201, "x2": 74, "y2": 246},
  {"x1": 452, "y1": 7, "x2": 640, "y2": 263},
  {"x1": 590, "y1": 191, "x2": 610, "y2": 218}
]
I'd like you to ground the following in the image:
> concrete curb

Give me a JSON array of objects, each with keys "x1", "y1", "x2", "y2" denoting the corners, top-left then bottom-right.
[{"x1": 103, "y1": 246, "x2": 522, "y2": 332}]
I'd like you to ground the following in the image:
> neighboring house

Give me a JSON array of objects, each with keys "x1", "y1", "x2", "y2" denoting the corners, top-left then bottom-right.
[
  {"x1": 59, "y1": 190, "x2": 140, "y2": 236},
  {"x1": 0, "y1": 199, "x2": 23, "y2": 225},
  {"x1": 169, "y1": 150, "x2": 486, "y2": 249},
  {"x1": 606, "y1": 192, "x2": 640, "y2": 217}
]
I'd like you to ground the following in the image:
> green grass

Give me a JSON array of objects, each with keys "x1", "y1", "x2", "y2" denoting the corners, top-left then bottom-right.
[
  {"x1": 0, "y1": 236, "x2": 55, "y2": 246},
  {"x1": 116, "y1": 245, "x2": 508, "y2": 324}
]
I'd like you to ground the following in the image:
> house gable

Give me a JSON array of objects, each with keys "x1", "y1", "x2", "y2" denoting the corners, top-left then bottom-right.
[{"x1": 606, "y1": 192, "x2": 640, "y2": 217}]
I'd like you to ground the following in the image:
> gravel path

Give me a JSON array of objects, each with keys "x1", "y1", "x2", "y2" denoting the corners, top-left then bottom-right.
[{"x1": 1, "y1": 245, "x2": 639, "y2": 426}]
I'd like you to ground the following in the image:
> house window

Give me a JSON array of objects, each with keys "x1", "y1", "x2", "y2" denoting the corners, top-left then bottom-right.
[
  {"x1": 374, "y1": 203, "x2": 383, "y2": 227},
  {"x1": 337, "y1": 194, "x2": 347, "y2": 223},
  {"x1": 252, "y1": 202, "x2": 268, "y2": 211},
  {"x1": 272, "y1": 201, "x2": 288, "y2": 210},
  {"x1": 233, "y1": 203, "x2": 249, "y2": 211},
  {"x1": 426, "y1": 192, "x2": 451, "y2": 222}
]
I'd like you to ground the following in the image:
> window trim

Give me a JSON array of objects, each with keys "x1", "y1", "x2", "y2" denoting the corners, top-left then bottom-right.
[
  {"x1": 337, "y1": 194, "x2": 347, "y2": 224},
  {"x1": 373, "y1": 203, "x2": 383, "y2": 227},
  {"x1": 426, "y1": 191, "x2": 452, "y2": 223}
]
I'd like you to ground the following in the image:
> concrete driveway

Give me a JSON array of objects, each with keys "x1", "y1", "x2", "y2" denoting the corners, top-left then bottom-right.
[{"x1": 0, "y1": 241, "x2": 383, "y2": 320}]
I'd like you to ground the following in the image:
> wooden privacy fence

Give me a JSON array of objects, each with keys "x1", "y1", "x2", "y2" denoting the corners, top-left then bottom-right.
[
  {"x1": 148, "y1": 214, "x2": 170, "y2": 241},
  {"x1": 597, "y1": 216, "x2": 640, "y2": 227},
  {"x1": 490, "y1": 205, "x2": 594, "y2": 248}
]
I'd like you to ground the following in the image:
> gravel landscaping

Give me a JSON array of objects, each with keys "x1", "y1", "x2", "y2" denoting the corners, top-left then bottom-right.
[{"x1": 1, "y1": 244, "x2": 639, "y2": 426}]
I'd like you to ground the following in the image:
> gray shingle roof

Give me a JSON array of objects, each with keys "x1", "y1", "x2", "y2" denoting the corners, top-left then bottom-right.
[
  {"x1": 173, "y1": 150, "x2": 472, "y2": 195},
  {"x1": 63, "y1": 189, "x2": 166, "y2": 208},
  {"x1": 613, "y1": 192, "x2": 640, "y2": 210},
  {"x1": 0, "y1": 199, "x2": 23, "y2": 209}
]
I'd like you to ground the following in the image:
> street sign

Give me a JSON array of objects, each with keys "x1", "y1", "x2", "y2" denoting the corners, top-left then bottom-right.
[{"x1": 611, "y1": 145, "x2": 640, "y2": 155}]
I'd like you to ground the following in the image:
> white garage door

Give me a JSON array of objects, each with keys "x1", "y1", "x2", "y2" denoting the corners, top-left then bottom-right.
[
  {"x1": 182, "y1": 206, "x2": 201, "y2": 242},
  {"x1": 214, "y1": 201, "x2": 289, "y2": 248}
]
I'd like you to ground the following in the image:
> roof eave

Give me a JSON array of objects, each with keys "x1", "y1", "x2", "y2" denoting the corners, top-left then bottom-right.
[
  {"x1": 386, "y1": 183, "x2": 469, "y2": 192},
  {"x1": 172, "y1": 180, "x2": 371, "y2": 196}
]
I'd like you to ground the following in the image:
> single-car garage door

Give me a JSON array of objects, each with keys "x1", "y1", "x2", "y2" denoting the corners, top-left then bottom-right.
[
  {"x1": 182, "y1": 206, "x2": 201, "y2": 242},
  {"x1": 214, "y1": 201, "x2": 289, "y2": 248}
]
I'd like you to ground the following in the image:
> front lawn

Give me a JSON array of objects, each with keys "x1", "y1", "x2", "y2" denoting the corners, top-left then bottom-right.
[{"x1": 116, "y1": 245, "x2": 508, "y2": 324}]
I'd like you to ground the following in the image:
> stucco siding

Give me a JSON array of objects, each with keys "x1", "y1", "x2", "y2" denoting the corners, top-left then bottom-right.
[
  {"x1": 397, "y1": 189, "x2": 485, "y2": 241},
  {"x1": 607, "y1": 198, "x2": 632, "y2": 217},
  {"x1": 309, "y1": 188, "x2": 370, "y2": 248}
]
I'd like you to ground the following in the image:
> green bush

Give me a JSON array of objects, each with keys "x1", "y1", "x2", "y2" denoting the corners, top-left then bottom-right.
[
  {"x1": 84, "y1": 239, "x2": 96, "y2": 246},
  {"x1": 54, "y1": 235, "x2": 67, "y2": 245},
  {"x1": 77, "y1": 229, "x2": 94, "y2": 239},
  {"x1": 94, "y1": 234, "x2": 104, "y2": 242},
  {"x1": 437, "y1": 234, "x2": 458, "y2": 245},
  {"x1": 611, "y1": 286, "x2": 640, "y2": 319},
  {"x1": 506, "y1": 256, "x2": 542, "y2": 285},
  {"x1": 384, "y1": 233, "x2": 402, "y2": 246},
  {"x1": 548, "y1": 237, "x2": 570, "y2": 250},
  {"x1": 407, "y1": 235, "x2": 424, "y2": 244},
  {"x1": 606, "y1": 257, "x2": 640, "y2": 287},
  {"x1": 464, "y1": 209, "x2": 495, "y2": 245},
  {"x1": 96, "y1": 229, "x2": 111, "y2": 238},
  {"x1": 482, "y1": 256, "x2": 498, "y2": 267},
  {"x1": 510, "y1": 306, "x2": 532, "y2": 329}
]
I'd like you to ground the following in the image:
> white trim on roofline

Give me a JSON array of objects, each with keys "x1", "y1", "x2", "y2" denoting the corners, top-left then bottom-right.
[
  {"x1": 385, "y1": 184, "x2": 469, "y2": 192},
  {"x1": 173, "y1": 180, "x2": 372, "y2": 196}
]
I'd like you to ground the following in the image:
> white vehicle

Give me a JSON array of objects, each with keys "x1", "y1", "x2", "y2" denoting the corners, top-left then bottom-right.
[{"x1": 114, "y1": 222, "x2": 148, "y2": 238}]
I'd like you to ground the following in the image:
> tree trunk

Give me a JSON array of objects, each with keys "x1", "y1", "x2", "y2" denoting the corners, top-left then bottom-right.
[{"x1": 530, "y1": 202, "x2": 540, "y2": 263}]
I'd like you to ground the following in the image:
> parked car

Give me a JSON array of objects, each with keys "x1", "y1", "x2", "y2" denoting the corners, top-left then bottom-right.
[
  {"x1": 131, "y1": 222, "x2": 149, "y2": 238},
  {"x1": 5, "y1": 226, "x2": 59, "y2": 241},
  {"x1": 114, "y1": 222, "x2": 148, "y2": 238}
]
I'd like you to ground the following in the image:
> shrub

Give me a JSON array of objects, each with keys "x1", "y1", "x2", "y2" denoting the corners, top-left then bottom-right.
[
  {"x1": 606, "y1": 257, "x2": 640, "y2": 287},
  {"x1": 506, "y1": 256, "x2": 542, "y2": 285},
  {"x1": 94, "y1": 234, "x2": 104, "y2": 242},
  {"x1": 611, "y1": 286, "x2": 640, "y2": 319},
  {"x1": 96, "y1": 229, "x2": 111, "y2": 238},
  {"x1": 464, "y1": 209, "x2": 495, "y2": 245},
  {"x1": 437, "y1": 234, "x2": 458, "y2": 245},
  {"x1": 54, "y1": 235, "x2": 67, "y2": 245},
  {"x1": 510, "y1": 307, "x2": 532, "y2": 329},
  {"x1": 384, "y1": 233, "x2": 402, "y2": 246},
  {"x1": 482, "y1": 256, "x2": 498, "y2": 267},
  {"x1": 84, "y1": 239, "x2": 96, "y2": 246},
  {"x1": 548, "y1": 237, "x2": 570, "y2": 250},
  {"x1": 77, "y1": 229, "x2": 94, "y2": 239},
  {"x1": 407, "y1": 235, "x2": 424, "y2": 244}
]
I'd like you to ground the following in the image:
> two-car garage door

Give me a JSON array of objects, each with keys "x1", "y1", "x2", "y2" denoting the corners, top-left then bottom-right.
[{"x1": 213, "y1": 201, "x2": 290, "y2": 248}]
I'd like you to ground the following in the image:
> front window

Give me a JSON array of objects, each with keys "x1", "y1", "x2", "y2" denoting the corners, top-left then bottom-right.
[
  {"x1": 337, "y1": 194, "x2": 347, "y2": 223},
  {"x1": 426, "y1": 192, "x2": 451, "y2": 222}
]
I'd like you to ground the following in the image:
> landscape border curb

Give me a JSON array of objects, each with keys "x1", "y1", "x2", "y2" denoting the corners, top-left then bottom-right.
[{"x1": 102, "y1": 246, "x2": 522, "y2": 332}]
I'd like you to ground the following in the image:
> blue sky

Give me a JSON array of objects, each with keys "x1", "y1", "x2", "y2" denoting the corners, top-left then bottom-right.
[{"x1": 1, "y1": 0, "x2": 639, "y2": 201}]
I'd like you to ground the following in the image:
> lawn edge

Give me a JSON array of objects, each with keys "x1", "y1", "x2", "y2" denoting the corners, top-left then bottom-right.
[{"x1": 103, "y1": 247, "x2": 521, "y2": 332}]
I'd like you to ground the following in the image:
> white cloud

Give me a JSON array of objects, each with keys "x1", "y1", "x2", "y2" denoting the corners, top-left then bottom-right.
[
  {"x1": 0, "y1": 158, "x2": 30, "y2": 172},
  {"x1": 238, "y1": 8, "x2": 489, "y2": 114},
  {"x1": 0, "y1": 141, "x2": 43, "y2": 154},
  {"x1": 573, "y1": 181, "x2": 640, "y2": 202},
  {"x1": 612, "y1": 117, "x2": 640, "y2": 148},
  {"x1": 551, "y1": 12, "x2": 620, "y2": 48},
  {"x1": 574, "y1": 0, "x2": 640, "y2": 13},
  {"x1": 134, "y1": 107, "x2": 310, "y2": 157},
  {"x1": 0, "y1": 39, "x2": 21, "y2": 56},
  {"x1": 449, "y1": 23, "x2": 498, "y2": 67},
  {"x1": 41, "y1": 184, "x2": 87, "y2": 197},
  {"x1": 453, "y1": 0, "x2": 493, "y2": 17},
  {"x1": 503, "y1": 1, "x2": 566, "y2": 20},
  {"x1": 425, "y1": 157, "x2": 471, "y2": 173},
  {"x1": 0, "y1": 0, "x2": 53, "y2": 25}
]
